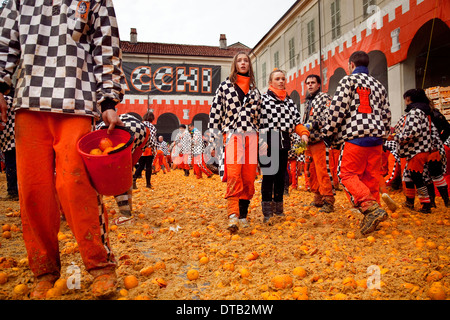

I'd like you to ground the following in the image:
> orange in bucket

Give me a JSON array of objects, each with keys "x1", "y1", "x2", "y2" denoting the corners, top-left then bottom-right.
[
  {"x1": 99, "y1": 137, "x2": 114, "y2": 151},
  {"x1": 77, "y1": 127, "x2": 134, "y2": 196}
]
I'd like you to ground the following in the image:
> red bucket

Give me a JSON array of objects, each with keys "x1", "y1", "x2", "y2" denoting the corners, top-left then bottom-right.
[{"x1": 77, "y1": 126, "x2": 134, "y2": 196}]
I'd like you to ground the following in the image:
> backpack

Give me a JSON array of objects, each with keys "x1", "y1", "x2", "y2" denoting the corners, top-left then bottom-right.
[{"x1": 431, "y1": 108, "x2": 450, "y2": 142}]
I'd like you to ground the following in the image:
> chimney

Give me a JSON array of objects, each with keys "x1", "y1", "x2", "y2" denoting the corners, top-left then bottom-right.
[
  {"x1": 219, "y1": 34, "x2": 227, "y2": 50},
  {"x1": 130, "y1": 28, "x2": 137, "y2": 44}
]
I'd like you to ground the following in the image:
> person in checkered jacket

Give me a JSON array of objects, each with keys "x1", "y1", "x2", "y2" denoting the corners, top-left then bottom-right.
[
  {"x1": 259, "y1": 69, "x2": 309, "y2": 224},
  {"x1": 0, "y1": 92, "x2": 18, "y2": 200},
  {"x1": 302, "y1": 74, "x2": 335, "y2": 213},
  {"x1": 96, "y1": 113, "x2": 152, "y2": 224},
  {"x1": 153, "y1": 136, "x2": 171, "y2": 174},
  {"x1": 0, "y1": 0, "x2": 125, "y2": 298},
  {"x1": 287, "y1": 132, "x2": 302, "y2": 190},
  {"x1": 208, "y1": 52, "x2": 261, "y2": 232},
  {"x1": 134, "y1": 111, "x2": 157, "y2": 187},
  {"x1": 188, "y1": 123, "x2": 213, "y2": 179},
  {"x1": 394, "y1": 88, "x2": 449, "y2": 212},
  {"x1": 321, "y1": 51, "x2": 391, "y2": 236},
  {"x1": 175, "y1": 124, "x2": 192, "y2": 176}
]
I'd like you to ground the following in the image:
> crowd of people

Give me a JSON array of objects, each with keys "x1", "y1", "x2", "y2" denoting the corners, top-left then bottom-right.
[{"x1": 0, "y1": 0, "x2": 449, "y2": 300}]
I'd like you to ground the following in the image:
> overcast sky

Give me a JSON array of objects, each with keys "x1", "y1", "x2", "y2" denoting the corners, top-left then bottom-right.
[{"x1": 113, "y1": 0, "x2": 297, "y2": 48}]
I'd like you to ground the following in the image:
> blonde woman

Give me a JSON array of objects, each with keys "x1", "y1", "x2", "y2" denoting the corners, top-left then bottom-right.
[{"x1": 208, "y1": 52, "x2": 261, "y2": 233}]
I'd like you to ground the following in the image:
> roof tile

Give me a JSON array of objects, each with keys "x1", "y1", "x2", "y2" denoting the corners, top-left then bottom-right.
[{"x1": 120, "y1": 41, "x2": 250, "y2": 58}]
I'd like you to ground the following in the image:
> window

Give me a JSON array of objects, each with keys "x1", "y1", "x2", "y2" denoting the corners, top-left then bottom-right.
[
  {"x1": 331, "y1": 0, "x2": 341, "y2": 40},
  {"x1": 288, "y1": 38, "x2": 296, "y2": 69},
  {"x1": 307, "y1": 20, "x2": 315, "y2": 55},
  {"x1": 274, "y1": 51, "x2": 280, "y2": 69},
  {"x1": 262, "y1": 62, "x2": 267, "y2": 86},
  {"x1": 363, "y1": 0, "x2": 376, "y2": 18}
]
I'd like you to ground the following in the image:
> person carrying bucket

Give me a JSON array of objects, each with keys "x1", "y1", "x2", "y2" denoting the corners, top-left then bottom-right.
[
  {"x1": 96, "y1": 113, "x2": 155, "y2": 225},
  {"x1": 0, "y1": 0, "x2": 125, "y2": 299}
]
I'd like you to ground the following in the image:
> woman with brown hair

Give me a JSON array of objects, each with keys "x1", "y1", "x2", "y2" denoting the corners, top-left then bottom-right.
[
  {"x1": 208, "y1": 52, "x2": 261, "y2": 232},
  {"x1": 259, "y1": 69, "x2": 309, "y2": 223}
]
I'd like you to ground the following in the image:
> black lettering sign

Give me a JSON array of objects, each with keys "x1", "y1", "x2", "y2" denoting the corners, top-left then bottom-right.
[{"x1": 123, "y1": 62, "x2": 221, "y2": 96}]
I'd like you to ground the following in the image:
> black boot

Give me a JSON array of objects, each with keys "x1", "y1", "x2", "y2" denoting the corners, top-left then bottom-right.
[
  {"x1": 404, "y1": 197, "x2": 415, "y2": 210},
  {"x1": 239, "y1": 199, "x2": 250, "y2": 220},
  {"x1": 184, "y1": 169, "x2": 190, "y2": 176},
  {"x1": 437, "y1": 186, "x2": 450, "y2": 207},
  {"x1": 274, "y1": 202, "x2": 285, "y2": 217},
  {"x1": 419, "y1": 202, "x2": 432, "y2": 214},
  {"x1": 426, "y1": 184, "x2": 436, "y2": 208},
  {"x1": 261, "y1": 201, "x2": 273, "y2": 224}
]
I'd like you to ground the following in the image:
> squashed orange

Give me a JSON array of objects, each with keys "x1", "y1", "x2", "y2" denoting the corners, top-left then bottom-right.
[{"x1": 99, "y1": 137, "x2": 113, "y2": 151}]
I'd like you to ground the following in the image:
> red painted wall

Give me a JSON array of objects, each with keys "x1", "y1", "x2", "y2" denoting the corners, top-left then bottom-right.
[{"x1": 286, "y1": 0, "x2": 450, "y2": 100}]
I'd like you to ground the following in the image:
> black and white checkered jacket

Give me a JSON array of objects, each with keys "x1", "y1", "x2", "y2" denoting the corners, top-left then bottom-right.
[
  {"x1": 394, "y1": 107, "x2": 442, "y2": 160},
  {"x1": 322, "y1": 72, "x2": 391, "y2": 144},
  {"x1": 303, "y1": 91, "x2": 331, "y2": 144},
  {"x1": 208, "y1": 78, "x2": 261, "y2": 134},
  {"x1": 157, "y1": 140, "x2": 169, "y2": 156},
  {"x1": 383, "y1": 140, "x2": 400, "y2": 163},
  {"x1": 190, "y1": 128, "x2": 203, "y2": 155},
  {"x1": 260, "y1": 91, "x2": 302, "y2": 134},
  {"x1": 96, "y1": 113, "x2": 150, "y2": 154},
  {"x1": 288, "y1": 132, "x2": 302, "y2": 160},
  {"x1": 0, "y1": 94, "x2": 15, "y2": 152},
  {"x1": 0, "y1": 0, "x2": 125, "y2": 117},
  {"x1": 142, "y1": 121, "x2": 157, "y2": 155},
  {"x1": 175, "y1": 130, "x2": 192, "y2": 155}
]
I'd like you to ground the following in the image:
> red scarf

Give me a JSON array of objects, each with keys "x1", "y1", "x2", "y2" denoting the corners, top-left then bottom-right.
[
  {"x1": 235, "y1": 74, "x2": 250, "y2": 95},
  {"x1": 269, "y1": 85, "x2": 287, "y2": 101}
]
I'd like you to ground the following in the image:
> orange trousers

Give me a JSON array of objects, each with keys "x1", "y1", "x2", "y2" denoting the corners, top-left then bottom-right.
[
  {"x1": 178, "y1": 153, "x2": 190, "y2": 170},
  {"x1": 339, "y1": 142, "x2": 382, "y2": 212},
  {"x1": 153, "y1": 150, "x2": 170, "y2": 173},
  {"x1": 224, "y1": 133, "x2": 258, "y2": 217},
  {"x1": 287, "y1": 159, "x2": 298, "y2": 189},
  {"x1": 305, "y1": 141, "x2": 335, "y2": 204},
  {"x1": 304, "y1": 157, "x2": 311, "y2": 190},
  {"x1": 15, "y1": 110, "x2": 115, "y2": 279},
  {"x1": 192, "y1": 154, "x2": 213, "y2": 178}
]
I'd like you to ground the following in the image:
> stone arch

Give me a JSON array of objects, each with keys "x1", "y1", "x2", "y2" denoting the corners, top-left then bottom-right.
[
  {"x1": 191, "y1": 113, "x2": 210, "y2": 134},
  {"x1": 368, "y1": 50, "x2": 389, "y2": 93},
  {"x1": 155, "y1": 113, "x2": 180, "y2": 143},
  {"x1": 289, "y1": 90, "x2": 301, "y2": 114},
  {"x1": 327, "y1": 67, "x2": 347, "y2": 96},
  {"x1": 406, "y1": 18, "x2": 450, "y2": 89}
]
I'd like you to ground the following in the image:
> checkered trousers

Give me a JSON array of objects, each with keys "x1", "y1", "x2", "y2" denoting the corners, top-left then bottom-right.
[
  {"x1": 303, "y1": 92, "x2": 331, "y2": 144},
  {"x1": 322, "y1": 73, "x2": 391, "y2": 145},
  {"x1": 260, "y1": 92, "x2": 302, "y2": 135},
  {"x1": 393, "y1": 109, "x2": 438, "y2": 160},
  {"x1": 96, "y1": 113, "x2": 149, "y2": 154},
  {"x1": 0, "y1": 0, "x2": 125, "y2": 117},
  {"x1": 0, "y1": 94, "x2": 15, "y2": 152},
  {"x1": 208, "y1": 78, "x2": 261, "y2": 134}
]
